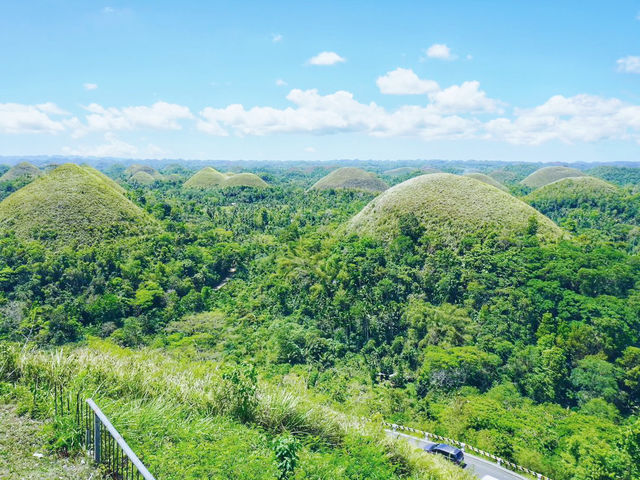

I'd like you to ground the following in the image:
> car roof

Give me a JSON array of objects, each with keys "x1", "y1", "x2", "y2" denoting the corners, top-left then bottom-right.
[{"x1": 435, "y1": 444, "x2": 462, "y2": 455}]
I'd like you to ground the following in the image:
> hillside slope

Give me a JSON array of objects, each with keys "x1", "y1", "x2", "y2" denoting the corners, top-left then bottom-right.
[
  {"x1": 311, "y1": 167, "x2": 388, "y2": 192},
  {"x1": 349, "y1": 173, "x2": 564, "y2": 244},
  {"x1": 0, "y1": 162, "x2": 42, "y2": 182},
  {"x1": 521, "y1": 166, "x2": 586, "y2": 189},
  {"x1": 463, "y1": 172, "x2": 509, "y2": 192},
  {"x1": 184, "y1": 167, "x2": 228, "y2": 189},
  {"x1": 0, "y1": 164, "x2": 154, "y2": 246}
]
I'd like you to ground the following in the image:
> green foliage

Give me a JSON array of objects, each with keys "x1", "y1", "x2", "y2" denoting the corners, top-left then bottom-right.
[{"x1": 273, "y1": 434, "x2": 301, "y2": 479}]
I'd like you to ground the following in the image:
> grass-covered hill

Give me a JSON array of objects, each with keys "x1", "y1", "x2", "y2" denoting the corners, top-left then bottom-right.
[
  {"x1": 526, "y1": 176, "x2": 619, "y2": 206},
  {"x1": 0, "y1": 162, "x2": 42, "y2": 182},
  {"x1": 463, "y1": 172, "x2": 508, "y2": 191},
  {"x1": 521, "y1": 166, "x2": 586, "y2": 189},
  {"x1": 222, "y1": 172, "x2": 269, "y2": 188},
  {"x1": 125, "y1": 164, "x2": 159, "y2": 177},
  {"x1": 184, "y1": 168, "x2": 269, "y2": 189},
  {"x1": 311, "y1": 167, "x2": 388, "y2": 192},
  {"x1": 488, "y1": 169, "x2": 520, "y2": 185},
  {"x1": 0, "y1": 163, "x2": 154, "y2": 247},
  {"x1": 184, "y1": 167, "x2": 228, "y2": 189},
  {"x1": 131, "y1": 170, "x2": 156, "y2": 185},
  {"x1": 349, "y1": 173, "x2": 564, "y2": 244}
]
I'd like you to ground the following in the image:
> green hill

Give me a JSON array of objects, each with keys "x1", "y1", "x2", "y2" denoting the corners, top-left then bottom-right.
[
  {"x1": 349, "y1": 173, "x2": 564, "y2": 245},
  {"x1": 526, "y1": 176, "x2": 619, "y2": 208},
  {"x1": 184, "y1": 167, "x2": 228, "y2": 189},
  {"x1": 311, "y1": 167, "x2": 388, "y2": 192},
  {"x1": 463, "y1": 172, "x2": 508, "y2": 192},
  {"x1": 125, "y1": 164, "x2": 159, "y2": 177},
  {"x1": 81, "y1": 165, "x2": 126, "y2": 194},
  {"x1": 521, "y1": 166, "x2": 586, "y2": 189},
  {"x1": 488, "y1": 169, "x2": 520, "y2": 185},
  {"x1": 222, "y1": 173, "x2": 269, "y2": 188},
  {"x1": 0, "y1": 164, "x2": 153, "y2": 247},
  {"x1": 131, "y1": 171, "x2": 156, "y2": 185},
  {"x1": 0, "y1": 162, "x2": 42, "y2": 182}
]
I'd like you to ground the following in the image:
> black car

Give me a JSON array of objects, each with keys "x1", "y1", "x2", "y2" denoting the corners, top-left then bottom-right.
[{"x1": 424, "y1": 443, "x2": 464, "y2": 465}]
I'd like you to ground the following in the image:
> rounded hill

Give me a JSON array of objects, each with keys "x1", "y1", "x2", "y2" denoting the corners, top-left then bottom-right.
[
  {"x1": 349, "y1": 173, "x2": 564, "y2": 245},
  {"x1": 222, "y1": 173, "x2": 268, "y2": 188},
  {"x1": 311, "y1": 167, "x2": 388, "y2": 192},
  {"x1": 184, "y1": 167, "x2": 228, "y2": 189},
  {"x1": 526, "y1": 176, "x2": 619, "y2": 208},
  {"x1": 125, "y1": 164, "x2": 158, "y2": 177},
  {"x1": 0, "y1": 162, "x2": 42, "y2": 182},
  {"x1": 0, "y1": 164, "x2": 154, "y2": 247},
  {"x1": 131, "y1": 171, "x2": 156, "y2": 185},
  {"x1": 463, "y1": 173, "x2": 508, "y2": 192},
  {"x1": 521, "y1": 166, "x2": 586, "y2": 189}
]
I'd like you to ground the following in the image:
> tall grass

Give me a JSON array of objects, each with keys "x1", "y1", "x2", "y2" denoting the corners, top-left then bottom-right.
[{"x1": 0, "y1": 341, "x2": 473, "y2": 480}]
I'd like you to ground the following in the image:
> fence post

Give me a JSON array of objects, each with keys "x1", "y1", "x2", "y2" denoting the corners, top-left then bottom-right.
[{"x1": 93, "y1": 412, "x2": 101, "y2": 463}]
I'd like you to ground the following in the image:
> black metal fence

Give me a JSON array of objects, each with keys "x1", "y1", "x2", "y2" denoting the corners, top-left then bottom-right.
[{"x1": 54, "y1": 386, "x2": 156, "y2": 480}]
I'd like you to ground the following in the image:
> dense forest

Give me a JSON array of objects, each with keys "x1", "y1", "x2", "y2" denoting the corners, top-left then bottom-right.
[{"x1": 1, "y1": 160, "x2": 640, "y2": 479}]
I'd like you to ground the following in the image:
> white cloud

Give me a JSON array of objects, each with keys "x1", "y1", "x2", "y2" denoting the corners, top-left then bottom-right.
[
  {"x1": 84, "y1": 83, "x2": 98, "y2": 91},
  {"x1": 486, "y1": 94, "x2": 640, "y2": 145},
  {"x1": 376, "y1": 68, "x2": 439, "y2": 95},
  {"x1": 275, "y1": 79, "x2": 288, "y2": 86},
  {"x1": 426, "y1": 43, "x2": 454, "y2": 60},
  {"x1": 75, "y1": 101, "x2": 193, "y2": 136},
  {"x1": 617, "y1": 56, "x2": 640, "y2": 73},
  {"x1": 197, "y1": 88, "x2": 479, "y2": 140},
  {"x1": 429, "y1": 81, "x2": 503, "y2": 113},
  {"x1": 0, "y1": 103, "x2": 70, "y2": 134},
  {"x1": 271, "y1": 33, "x2": 283, "y2": 43},
  {"x1": 304, "y1": 146, "x2": 316, "y2": 153},
  {"x1": 308, "y1": 51, "x2": 346, "y2": 66}
]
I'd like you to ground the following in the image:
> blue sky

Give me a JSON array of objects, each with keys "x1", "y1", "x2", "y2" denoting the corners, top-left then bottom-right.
[{"x1": 1, "y1": 1, "x2": 639, "y2": 162}]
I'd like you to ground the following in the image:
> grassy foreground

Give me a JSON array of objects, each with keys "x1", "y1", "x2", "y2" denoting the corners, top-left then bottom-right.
[
  {"x1": 0, "y1": 340, "x2": 473, "y2": 480},
  {"x1": 0, "y1": 403, "x2": 94, "y2": 479}
]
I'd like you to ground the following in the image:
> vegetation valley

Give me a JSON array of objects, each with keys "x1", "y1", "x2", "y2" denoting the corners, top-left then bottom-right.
[{"x1": 1, "y1": 158, "x2": 640, "y2": 480}]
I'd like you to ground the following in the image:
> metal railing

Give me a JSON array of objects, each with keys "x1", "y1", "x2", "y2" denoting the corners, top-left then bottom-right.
[
  {"x1": 77, "y1": 398, "x2": 156, "y2": 480},
  {"x1": 51, "y1": 386, "x2": 155, "y2": 480},
  {"x1": 384, "y1": 421, "x2": 552, "y2": 480}
]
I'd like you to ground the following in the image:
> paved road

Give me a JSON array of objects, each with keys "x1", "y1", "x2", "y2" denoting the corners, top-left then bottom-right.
[{"x1": 386, "y1": 430, "x2": 528, "y2": 480}]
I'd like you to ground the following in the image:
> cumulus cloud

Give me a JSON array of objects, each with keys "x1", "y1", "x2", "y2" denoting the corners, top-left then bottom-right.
[
  {"x1": 308, "y1": 51, "x2": 346, "y2": 66},
  {"x1": 74, "y1": 101, "x2": 193, "y2": 136},
  {"x1": 275, "y1": 79, "x2": 288, "y2": 86},
  {"x1": 84, "y1": 83, "x2": 98, "y2": 90},
  {"x1": 377, "y1": 68, "x2": 439, "y2": 95},
  {"x1": 0, "y1": 103, "x2": 70, "y2": 134},
  {"x1": 426, "y1": 43, "x2": 454, "y2": 60},
  {"x1": 197, "y1": 88, "x2": 479, "y2": 140},
  {"x1": 428, "y1": 81, "x2": 504, "y2": 114},
  {"x1": 617, "y1": 56, "x2": 640, "y2": 73},
  {"x1": 486, "y1": 94, "x2": 640, "y2": 145}
]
